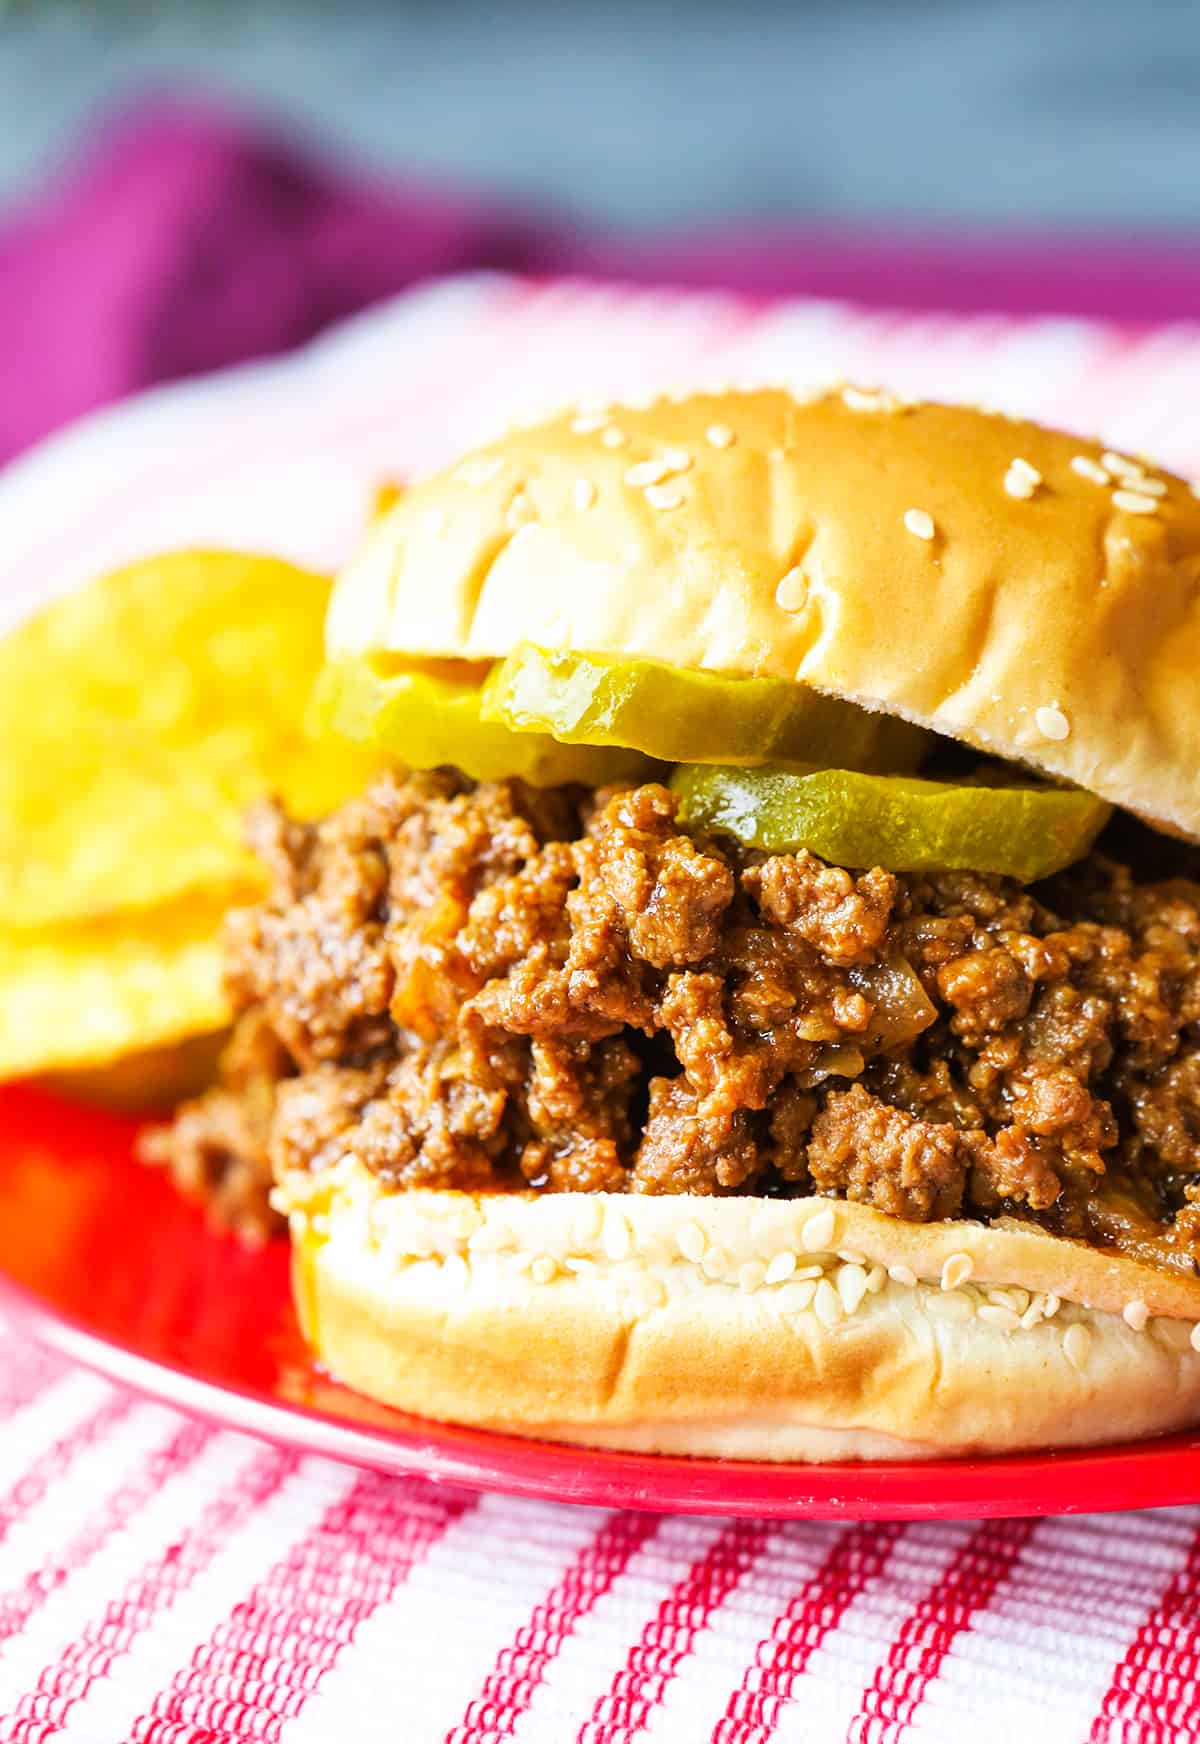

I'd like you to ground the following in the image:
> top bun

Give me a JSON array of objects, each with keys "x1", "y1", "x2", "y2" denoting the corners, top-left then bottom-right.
[{"x1": 326, "y1": 387, "x2": 1200, "y2": 839}]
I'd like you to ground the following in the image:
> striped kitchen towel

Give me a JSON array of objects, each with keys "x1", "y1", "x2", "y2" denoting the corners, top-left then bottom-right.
[{"x1": 0, "y1": 1325, "x2": 1198, "y2": 1740}]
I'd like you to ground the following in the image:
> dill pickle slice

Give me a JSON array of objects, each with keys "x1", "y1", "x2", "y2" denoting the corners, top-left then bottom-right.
[
  {"x1": 313, "y1": 657, "x2": 649, "y2": 786},
  {"x1": 479, "y1": 644, "x2": 929, "y2": 771},
  {"x1": 672, "y1": 765, "x2": 1112, "y2": 880}
]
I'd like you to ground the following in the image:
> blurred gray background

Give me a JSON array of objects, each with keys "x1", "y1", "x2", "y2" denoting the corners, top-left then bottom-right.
[{"x1": 1, "y1": 0, "x2": 1198, "y2": 231}]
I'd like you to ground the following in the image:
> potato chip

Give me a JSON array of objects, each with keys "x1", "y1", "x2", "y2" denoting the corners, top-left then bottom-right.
[
  {"x1": 371, "y1": 481, "x2": 404, "y2": 521},
  {"x1": 0, "y1": 551, "x2": 383, "y2": 930},
  {"x1": 48, "y1": 1030, "x2": 226, "y2": 1111},
  {"x1": 0, "y1": 892, "x2": 237, "y2": 1077}
]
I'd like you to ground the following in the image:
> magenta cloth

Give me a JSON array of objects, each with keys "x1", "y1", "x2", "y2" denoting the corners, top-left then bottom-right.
[{"x1": 5, "y1": 99, "x2": 1200, "y2": 464}]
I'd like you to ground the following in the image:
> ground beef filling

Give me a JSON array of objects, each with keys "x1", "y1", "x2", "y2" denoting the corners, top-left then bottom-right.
[{"x1": 147, "y1": 773, "x2": 1200, "y2": 1272}]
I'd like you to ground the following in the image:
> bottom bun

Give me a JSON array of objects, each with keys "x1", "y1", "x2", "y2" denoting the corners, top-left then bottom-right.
[{"x1": 281, "y1": 1161, "x2": 1200, "y2": 1460}]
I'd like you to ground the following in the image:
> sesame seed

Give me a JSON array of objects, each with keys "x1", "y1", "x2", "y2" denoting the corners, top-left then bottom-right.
[
  {"x1": 775, "y1": 567, "x2": 809, "y2": 612},
  {"x1": 838, "y1": 1249, "x2": 868, "y2": 1267},
  {"x1": 457, "y1": 455, "x2": 503, "y2": 488},
  {"x1": 601, "y1": 426, "x2": 629, "y2": 449},
  {"x1": 676, "y1": 1221, "x2": 707, "y2": 1263},
  {"x1": 530, "y1": 1255, "x2": 557, "y2": 1285},
  {"x1": 765, "y1": 1251, "x2": 798, "y2": 1286},
  {"x1": 930, "y1": 1288, "x2": 973, "y2": 1323},
  {"x1": 662, "y1": 446, "x2": 694, "y2": 472},
  {"x1": 469, "y1": 1222, "x2": 510, "y2": 1253},
  {"x1": 1123, "y1": 1300, "x2": 1150, "y2": 1333},
  {"x1": 888, "y1": 1263, "x2": 918, "y2": 1288},
  {"x1": 1102, "y1": 450, "x2": 1144, "y2": 482},
  {"x1": 625, "y1": 458, "x2": 671, "y2": 488},
  {"x1": 904, "y1": 508, "x2": 936, "y2": 541},
  {"x1": 865, "y1": 1264, "x2": 888, "y2": 1295},
  {"x1": 842, "y1": 385, "x2": 891, "y2": 413},
  {"x1": 977, "y1": 1303, "x2": 1021, "y2": 1333},
  {"x1": 1063, "y1": 1322, "x2": 1092, "y2": 1371},
  {"x1": 705, "y1": 423, "x2": 736, "y2": 449},
  {"x1": 570, "y1": 413, "x2": 607, "y2": 434},
  {"x1": 941, "y1": 1252, "x2": 974, "y2": 1291},
  {"x1": 1112, "y1": 488, "x2": 1161, "y2": 516},
  {"x1": 701, "y1": 1246, "x2": 731, "y2": 1281},
  {"x1": 1071, "y1": 455, "x2": 1110, "y2": 486},
  {"x1": 1004, "y1": 460, "x2": 1040, "y2": 500},
  {"x1": 837, "y1": 1263, "x2": 869, "y2": 1315},
  {"x1": 1191, "y1": 1323, "x2": 1200, "y2": 1353},
  {"x1": 1035, "y1": 703, "x2": 1071, "y2": 741},
  {"x1": 1128, "y1": 476, "x2": 1167, "y2": 496},
  {"x1": 813, "y1": 1278, "x2": 844, "y2": 1328},
  {"x1": 573, "y1": 478, "x2": 597, "y2": 511},
  {"x1": 801, "y1": 1206, "x2": 838, "y2": 1253},
  {"x1": 777, "y1": 1278, "x2": 818, "y2": 1313},
  {"x1": 1043, "y1": 1293, "x2": 1062, "y2": 1319},
  {"x1": 633, "y1": 1276, "x2": 668, "y2": 1312},
  {"x1": 1019, "y1": 1303, "x2": 1044, "y2": 1332},
  {"x1": 645, "y1": 483, "x2": 685, "y2": 510},
  {"x1": 794, "y1": 1264, "x2": 826, "y2": 1282},
  {"x1": 738, "y1": 1259, "x2": 767, "y2": 1293}
]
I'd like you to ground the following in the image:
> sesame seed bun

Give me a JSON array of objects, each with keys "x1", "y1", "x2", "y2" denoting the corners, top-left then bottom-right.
[
  {"x1": 327, "y1": 387, "x2": 1200, "y2": 838},
  {"x1": 281, "y1": 1164, "x2": 1200, "y2": 1460}
]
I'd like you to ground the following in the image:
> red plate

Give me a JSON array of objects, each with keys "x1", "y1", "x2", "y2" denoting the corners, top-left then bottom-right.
[{"x1": 2, "y1": 1082, "x2": 1199, "y2": 1520}]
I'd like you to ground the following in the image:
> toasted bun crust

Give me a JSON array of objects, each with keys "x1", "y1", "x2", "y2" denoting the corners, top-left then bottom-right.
[
  {"x1": 282, "y1": 1164, "x2": 1200, "y2": 1460},
  {"x1": 327, "y1": 387, "x2": 1200, "y2": 839}
]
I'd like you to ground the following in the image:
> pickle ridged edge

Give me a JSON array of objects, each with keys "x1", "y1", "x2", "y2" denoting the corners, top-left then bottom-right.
[
  {"x1": 480, "y1": 643, "x2": 930, "y2": 772},
  {"x1": 672, "y1": 764, "x2": 1112, "y2": 881},
  {"x1": 312, "y1": 657, "x2": 649, "y2": 787}
]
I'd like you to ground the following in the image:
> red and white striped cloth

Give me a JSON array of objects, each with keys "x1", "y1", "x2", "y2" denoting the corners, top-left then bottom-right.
[{"x1": 3, "y1": 274, "x2": 1200, "y2": 1741}]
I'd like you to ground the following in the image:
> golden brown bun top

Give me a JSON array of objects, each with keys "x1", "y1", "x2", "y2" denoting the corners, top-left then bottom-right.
[{"x1": 327, "y1": 387, "x2": 1200, "y2": 838}]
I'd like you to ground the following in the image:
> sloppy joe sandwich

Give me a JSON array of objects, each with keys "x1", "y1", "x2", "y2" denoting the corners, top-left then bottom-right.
[{"x1": 147, "y1": 386, "x2": 1200, "y2": 1459}]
